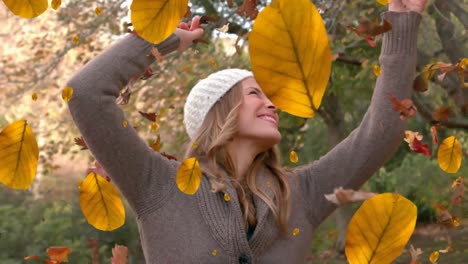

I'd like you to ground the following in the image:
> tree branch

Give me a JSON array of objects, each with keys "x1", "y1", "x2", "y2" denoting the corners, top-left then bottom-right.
[{"x1": 412, "y1": 95, "x2": 468, "y2": 129}]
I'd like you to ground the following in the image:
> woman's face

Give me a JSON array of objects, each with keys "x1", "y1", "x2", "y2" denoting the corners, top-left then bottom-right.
[{"x1": 236, "y1": 77, "x2": 281, "y2": 149}]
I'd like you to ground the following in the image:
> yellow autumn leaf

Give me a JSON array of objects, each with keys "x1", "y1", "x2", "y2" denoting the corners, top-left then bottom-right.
[
  {"x1": 0, "y1": 120, "x2": 39, "y2": 189},
  {"x1": 130, "y1": 0, "x2": 189, "y2": 44},
  {"x1": 437, "y1": 136, "x2": 462, "y2": 173},
  {"x1": 289, "y1": 150, "x2": 299, "y2": 163},
  {"x1": 429, "y1": 251, "x2": 439, "y2": 263},
  {"x1": 151, "y1": 122, "x2": 159, "y2": 132},
  {"x1": 79, "y1": 172, "x2": 125, "y2": 231},
  {"x1": 376, "y1": 0, "x2": 391, "y2": 5},
  {"x1": 460, "y1": 58, "x2": 468, "y2": 69},
  {"x1": 95, "y1": 7, "x2": 102, "y2": 16},
  {"x1": 32, "y1": 92, "x2": 38, "y2": 101},
  {"x1": 51, "y1": 0, "x2": 61, "y2": 10},
  {"x1": 249, "y1": 0, "x2": 331, "y2": 118},
  {"x1": 72, "y1": 35, "x2": 80, "y2": 45},
  {"x1": 176, "y1": 157, "x2": 201, "y2": 195},
  {"x1": 62, "y1": 86, "x2": 73, "y2": 102},
  {"x1": 292, "y1": 228, "x2": 300, "y2": 236},
  {"x1": 150, "y1": 135, "x2": 161, "y2": 152},
  {"x1": 3, "y1": 0, "x2": 48, "y2": 18},
  {"x1": 373, "y1": 64, "x2": 381, "y2": 76},
  {"x1": 345, "y1": 193, "x2": 417, "y2": 264}
]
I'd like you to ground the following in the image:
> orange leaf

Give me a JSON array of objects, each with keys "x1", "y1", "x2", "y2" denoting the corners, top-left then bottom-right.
[
  {"x1": 433, "y1": 106, "x2": 451, "y2": 121},
  {"x1": 434, "y1": 204, "x2": 455, "y2": 228},
  {"x1": 451, "y1": 176, "x2": 464, "y2": 206},
  {"x1": 430, "y1": 125, "x2": 438, "y2": 145},
  {"x1": 138, "y1": 111, "x2": 158, "y2": 122},
  {"x1": 389, "y1": 95, "x2": 416, "y2": 120},
  {"x1": 47, "y1": 246, "x2": 72, "y2": 262}
]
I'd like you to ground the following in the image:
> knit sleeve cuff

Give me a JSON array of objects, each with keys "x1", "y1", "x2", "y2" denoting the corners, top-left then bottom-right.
[
  {"x1": 154, "y1": 33, "x2": 180, "y2": 55},
  {"x1": 381, "y1": 11, "x2": 422, "y2": 55}
]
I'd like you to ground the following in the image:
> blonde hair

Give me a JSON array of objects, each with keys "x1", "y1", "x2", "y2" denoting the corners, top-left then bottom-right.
[{"x1": 184, "y1": 82, "x2": 291, "y2": 233}]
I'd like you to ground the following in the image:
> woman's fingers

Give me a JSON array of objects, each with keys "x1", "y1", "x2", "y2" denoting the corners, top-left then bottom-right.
[
  {"x1": 189, "y1": 16, "x2": 201, "y2": 31},
  {"x1": 178, "y1": 22, "x2": 190, "y2": 30}
]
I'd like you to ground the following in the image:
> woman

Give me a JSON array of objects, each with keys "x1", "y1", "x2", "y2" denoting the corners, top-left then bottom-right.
[{"x1": 67, "y1": 0, "x2": 427, "y2": 262}]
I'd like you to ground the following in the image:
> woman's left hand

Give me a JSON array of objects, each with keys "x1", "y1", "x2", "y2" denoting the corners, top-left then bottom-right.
[{"x1": 174, "y1": 16, "x2": 204, "y2": 52}]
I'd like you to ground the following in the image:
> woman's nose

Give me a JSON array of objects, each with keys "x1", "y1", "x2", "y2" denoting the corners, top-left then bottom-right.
[{"x1": 265, "y1": 97, "x2": 277, "y2": 111}]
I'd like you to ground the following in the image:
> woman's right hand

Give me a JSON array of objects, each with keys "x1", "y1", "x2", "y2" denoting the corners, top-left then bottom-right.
[{"x1": 174, "y1": 16, "x2": 204, "y2": 52}]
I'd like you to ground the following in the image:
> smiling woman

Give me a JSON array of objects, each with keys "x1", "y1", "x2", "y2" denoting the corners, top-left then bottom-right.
[{"x1": 66, "y1": 0, "x2": 428, "y2": 262}]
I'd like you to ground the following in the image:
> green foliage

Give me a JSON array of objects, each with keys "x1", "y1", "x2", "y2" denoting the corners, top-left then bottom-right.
[{"x1": 0, "y1": 186, "x2": 142, "y2": 263}]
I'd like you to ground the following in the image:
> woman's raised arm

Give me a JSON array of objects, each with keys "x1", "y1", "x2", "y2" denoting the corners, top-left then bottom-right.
[
  {"x1": 67, "y1": 26, "x2": 203, "y2": 215},
  {"x1": 295, "y1": 0, "x2": 427, "y2": 227}
]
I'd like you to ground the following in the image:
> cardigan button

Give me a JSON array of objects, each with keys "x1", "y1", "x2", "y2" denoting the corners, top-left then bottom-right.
[{"x1": 239, "y1": 254, "x2": 251, "y2": 264}]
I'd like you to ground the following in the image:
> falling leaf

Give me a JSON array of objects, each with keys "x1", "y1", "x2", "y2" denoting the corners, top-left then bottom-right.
[
  {"x1": 210, "y1": 58, "x2": 217, "y2": 68},
  {"x1": 347, "y1": 19, "x2": 392, "y2": 47},
  {"x1": 161, "y1": 152, "x2": 178, "y2": 161},
  {"x1": 236, "y1": 0, "x2": 258, "y2": 19},
  {"x1": 140, "y1": 67, "x2": 155, "y2": 80},
  {"x1": 437, "y1": 136, "x2": 462, "y2": 173},
  {"x1": 433, "y1": 106, "x2": 451, "y2": 121},
  {"x1": 149, "y1": 47, "x2": 163, "y2": 62},
  {"x1": 438, "y1": 238, "x2": 452, "y2": 253},
  {"x1": 345, "y1": 193, "x2": 417, "y2": 264},
  {"x1": 451, "y1": 176, "x2": 464, "y2": 206},
  {"x1": 289, "y1": 150, "x2": 299, "y2": 163},
  {"x1": 79, "y1": 172, "x2": 125, "y2": 231},
  {"x1": 434, "y1": 204, "x2": 455, "y2": 228},
  {"x1": 47, "y1": 247, "x2": 72, "y2": 262},
  {"x1": 224, "y1": 193, "x2": 231, "y2": 201},
  {"x1": 460, "y1": 58, "x2": 468, "y2": 69},
  {"x1": 324, "y1": 187, "x2": 376, "y2": 206},
  {"x1": 249, "y1": 0, "x2": 331, "y2": 118},
  {"x1": 51, "y1": 0, "x2": 61, "y2": 10},
  {"x1": 215, "y1": 23, "x2": 229, "y2": 33},
  {"x1": 130, "y1": 0, "x2": 189, "y2": 44},
  {"x1": 150, "y1": 135, "x2": 161, "y2": 152},
  {"x1": 292, "y1": 228, "x2": 300, "y2": 236},
  {"x1": 373, "y1": 64, "x2": 381, "y2": 76},
  {"x1": 0, "y1": 120, "x2": 39, "y2": 190},
  {"x1": 111, "y1": 245, "x2": 128, "y2": 264},
  {"x1": 138, "y1": 111, "x2": 157, "y2": 122},
  {"x1": 95, "y1": 7, "x2": 102, "y2": 16},
  {"x1": 192, "y1": 142, "x2": 198, "y2": 149},
  {"x1": 429, "y1": 251, "x2": 439, "y2": 263},
  {"x1": 74, "y1": 136, "x2": 88, "y2": 150},
  {"x1": 266, "y1": 181, "x2": 271, "y2": 187},
  {"x1": 25, "y1": 246, "x2": 73, "y2": 264},
  {"x1": 32, "y1": 92, "x2": 38, "y2": 101},
  {"x1": 3, "y1": 0, "x2": 48, "y2": 18},
  {"x1": 452, "y1": 216, "x2": 460, "y2": 227},
  {"x1": 234, "y1": 34, "x2": 243, "y2": 55},
  {"x1": 62, "y1": 86, "x2": 74, "y2": 102},
  {"x1": 408, "y1": 244, "x2": 422, "y2": 264},
  {"x1": 212, "y1": 249, "x2": 217, "y2": 256},
  {"x1": 151, "y1": 122, "x2": 159, "y2": 132},
  {"x1": 122, "y1": 121, "x2": 128, "y2": 127},
  {"x1": 72, "y1": 35, "x2": 80, "y2": 45},
  {"x1": 430, "y1": 125, "x2": 438, "y2": 145},
  {"x1": 176, "y1": 157, "x2": 202, "y2": 195},
  {"x1": 376, "y1": 0, "x2": 391, "y2": 5},
  {"x1": 404, "y1": 130, "x2": 431, "y2": 156},
  {"x1": 389, "y1": 95, "x2": 416, "y2": 120}
]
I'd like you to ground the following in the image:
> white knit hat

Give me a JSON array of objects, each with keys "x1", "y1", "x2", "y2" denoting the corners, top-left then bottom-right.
[{"x1": 184, "y1": 68, "x2": 253, "y2": 139}]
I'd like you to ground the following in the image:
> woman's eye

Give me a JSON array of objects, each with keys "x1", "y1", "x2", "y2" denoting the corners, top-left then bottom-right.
[{"x1": 249, "y1": 90, "x2": 258, "y2": 95}]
